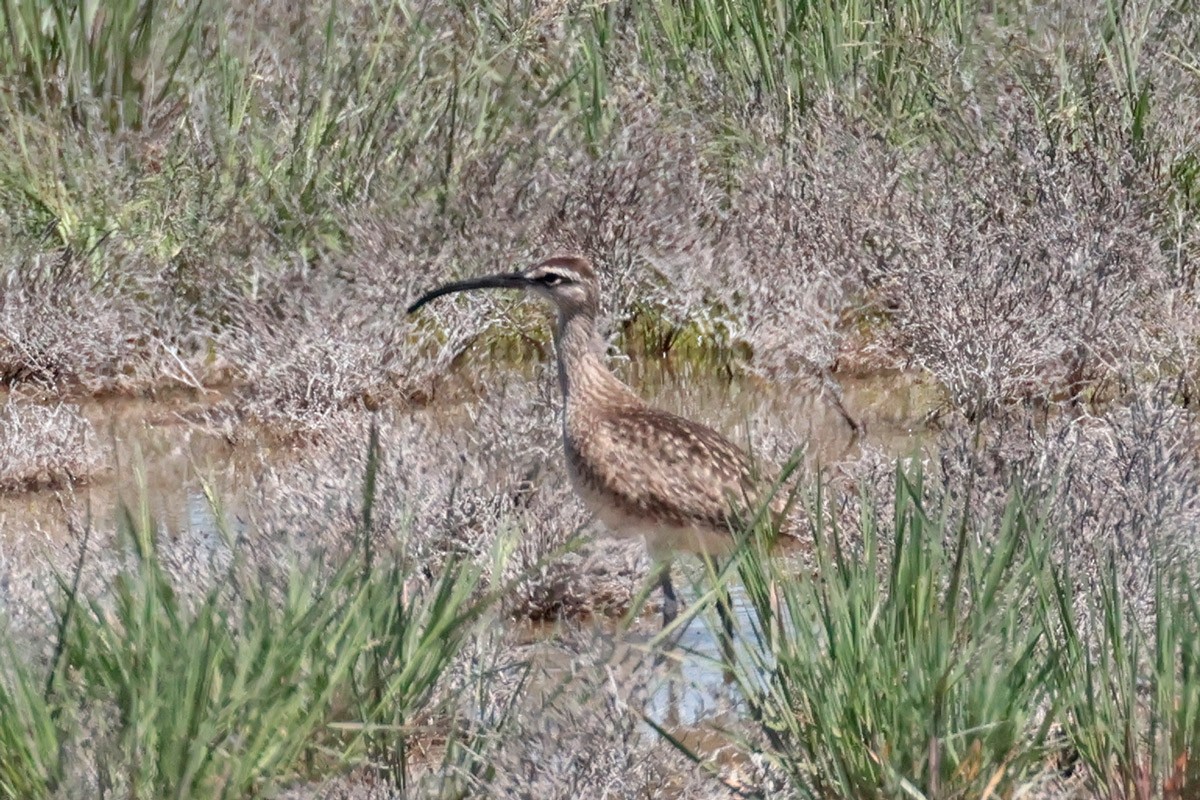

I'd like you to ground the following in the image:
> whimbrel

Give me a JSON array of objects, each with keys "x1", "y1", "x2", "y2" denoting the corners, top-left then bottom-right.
[{"x1": 407, "y1": 255, "x2": 793, "y2": 632}]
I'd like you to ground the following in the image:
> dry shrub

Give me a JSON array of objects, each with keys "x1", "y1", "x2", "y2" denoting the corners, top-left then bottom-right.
[
  {"x1": 277, "y1": 629, "x2": 759, "y2": 799},
  {"x1": 405, "y1": 107, "x2": 864, "y2": 385},
  {"x1": 1, "y1": 258, "x2": 144, "y2": 393},
  {"x1": 863, "y1": 111, "x2": 1177, "y2": 414},
  {"x1": 3, "y1": 79, "x2": 1173, "y2": 429},
  {"x1": 0, "y1": 400, "x2": 104, "y2": 491},
  {"x1": 861, "y1": 385, "x2": 1200, "y2": 627},
  {"x1": 0, "y1": 494, "x2": 79, "y2": 639},
  {"x1": 0, "y1": 242, "x2": 217, "y2": 395},
  {"x1": 475, "y1": 629, "x2": 757, "y2": 800},
  {"x1": 1047, "y1": 398, "x2": 1195, "y2": 562},
  {"x1": 532, "y1": 115, "x2": 719, "y2": 315},
  {"x1": 243, "y1": 375, "x2": 648, "y2": 621},
  {"x1": 518, "y1": 110, "x2": 868, "y2": 383},
  {"x1": 221, "y1": 247, "x2": 479, "y2": 434},
  {"x1": 713, "y1": 148, "x2": 872, "y2": 380},
  {"x1": 949, "y1": 390, "x2": 1195, "y2": 559},
  {"x1": 595, "y1": 111, "x2": 905, "y2": 382},
  {"x1": 1010, "y1": 388, "x2": 1198, "y2": 621}
]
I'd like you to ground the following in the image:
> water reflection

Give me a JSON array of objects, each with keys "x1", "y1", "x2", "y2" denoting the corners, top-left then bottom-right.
[
  {"x1": 2, "y1": 367, "x2": 929, "y2": 694},
  {"x1": 643, "y1": 583, "x2": 759, "y2": 729}
]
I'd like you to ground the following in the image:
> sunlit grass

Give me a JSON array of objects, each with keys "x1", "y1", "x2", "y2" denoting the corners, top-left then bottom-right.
[
  {"x1": 586, "y1": 0, "x2": 971, "y2": 134},
  {"x1": 676, "y1": 461, "x2": 1200, "y2": 798},
  {"x1": 0, "y1": 638, "x2": 60, "y2": 800},
  {"x1": 0, "y1": 427, "x2": 514, "y2": 798},
  {"x1": 1, "y1": 0, "x2": 1187, "y2": 259},
  {"x1": 0, "y1": 0, "x2": 203, "y2": 132},
  {"x1": 1045, "y1": 554, "x2": 1200, "y2": 799},
  {"x1": 707, "y1": 466, "x2": 1056, "y2": 797}
]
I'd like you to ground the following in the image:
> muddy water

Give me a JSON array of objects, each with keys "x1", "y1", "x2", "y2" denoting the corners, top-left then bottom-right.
[
  {"x1": 1, "y1": 367, "x2": 932, "y2": 542},
  {"x1": 1, "y1": 367, "x2": 934, "y2": 730},
  {"x1": 0, "y1": 393, "x2": 243, "y2": 549}
]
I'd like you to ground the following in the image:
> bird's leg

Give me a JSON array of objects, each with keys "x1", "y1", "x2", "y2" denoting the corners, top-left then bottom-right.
[
  {"x1": 652, "y1": 562, "x2": 684, "y2": 669},
  {"x1": 657, "y1": 561, "x2": 679, "y2": 628}
]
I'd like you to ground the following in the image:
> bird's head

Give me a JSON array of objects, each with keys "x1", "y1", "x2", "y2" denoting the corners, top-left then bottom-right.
[{"x1": 407, "y1": 254, "x2": 600, "y2": 319}]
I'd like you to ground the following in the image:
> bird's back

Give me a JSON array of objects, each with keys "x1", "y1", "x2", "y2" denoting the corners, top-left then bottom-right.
[{"x1": 564, "y1": 396, "x2": 791, "y2": 558}]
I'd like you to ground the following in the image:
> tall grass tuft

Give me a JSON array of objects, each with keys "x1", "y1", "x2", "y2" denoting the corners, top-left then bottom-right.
[
  {"x1": 0, "y1": 0, "x2": 204, "y2": 131},
  {"x1": 338, "y1": 422, "x2": 495, "y2": 790},
  {"x1": 40, "y1": 432, "x2": 502, "y2": 797},
  {"x1": 584, "y1": 0, "x2": 969, "y2": 134},
  {"x1": 1045, "y1": 554, "x2": 1200, "y2": 799},
  {"x1": 64, "y1": 509, "x2": 362, "y2": 796},
  {"x1": 0, "y1": 638, "x2": 61, "y2": 799},
  {"x1": 715, "y1": 465, "x2": 1059, "y2": 798}
]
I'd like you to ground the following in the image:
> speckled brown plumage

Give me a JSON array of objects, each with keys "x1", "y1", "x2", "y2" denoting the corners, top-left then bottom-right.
[
  {"x1": 563, "y1": 398, "x2": 783, "y2": 554},
  {"x1": 408, "y1": 253, "x2": 790, "y2": 629},
  {"x1": 541, "y1": 257, "x2": 786, "y2": 558}
]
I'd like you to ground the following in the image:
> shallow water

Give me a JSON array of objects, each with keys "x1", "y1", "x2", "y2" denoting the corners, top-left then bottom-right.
[
  {"x1": 1, "y1": 366, "x2": 932, "y2": 543},
  {"x1": 641, "y1": 583, "x2": 761, "y2": 727},
  {"x1": 0, "y1": 393, "x2": 242, "y2": 548},
  {"x1": 1, "y1": 367, "x2": 933, "y2": 731}
]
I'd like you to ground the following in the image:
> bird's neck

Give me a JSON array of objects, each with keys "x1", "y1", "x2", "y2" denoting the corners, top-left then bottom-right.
[{"x1": 554, "y1": 310, "x2": 633, "y2": 407}]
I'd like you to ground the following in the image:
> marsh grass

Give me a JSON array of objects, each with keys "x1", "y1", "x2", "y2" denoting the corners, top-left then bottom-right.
[
  {"x1": 1045, "y1": 555, "x2": 1200, "y2": 799},
  {"x1": 593, "y1": 0, "x2": 971, "y2": 133},
  {"x1": 675, "y1": 459, "x2": 1200, "y2": 799},
  {"x1": 0, "y1": 428, "x2": 515, "y2": 798},
  {"x1": 65, "y1": 513, "x2": 365, "y2": 797},
  {"x1": 0, "y1": 0, "x2": 204, "y2": 132},
  {"x1": 0, "y1": 637, "x2": 60, "y2": 799},
  {"x1": 711, "y1": 466, "x2": 1058, "y2": 798}
]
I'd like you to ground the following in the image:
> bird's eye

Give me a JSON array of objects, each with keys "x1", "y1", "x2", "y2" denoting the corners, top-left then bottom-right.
[{"x1": 539, "y1": 272, "x2": 565, "y2": 286}]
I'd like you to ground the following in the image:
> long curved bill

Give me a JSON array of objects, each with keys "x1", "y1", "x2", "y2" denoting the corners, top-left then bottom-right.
[{"x1": 406, "y1": 273, "x2": 530, "y2": 314}]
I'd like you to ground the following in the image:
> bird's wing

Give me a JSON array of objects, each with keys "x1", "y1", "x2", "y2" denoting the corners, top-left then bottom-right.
[{"x1": 569, "y1": 405, "x2": 769, "y2": 532}]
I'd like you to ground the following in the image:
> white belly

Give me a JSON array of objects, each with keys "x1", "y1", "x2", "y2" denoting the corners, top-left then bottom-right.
[{"x1": 571, "y1": 472, "x2": 735, "y2": 560}]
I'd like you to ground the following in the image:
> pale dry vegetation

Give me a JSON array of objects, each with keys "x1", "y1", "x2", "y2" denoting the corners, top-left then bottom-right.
[
  {"x1": 0, "y1": 400, "x2": 103, "y2": 492},
  {"x1": 864, "y1": 134, "x2": 1183, "y2": 414},
  {"x1": 3, "y1": 0, "x2": 1200, "y2": 797},
  {"x1": 242, "y1": 378, "x2": 647, "y2": 622},
  {"x1": 833, "y1": 380, "x2": 1200, "y2": 632}
]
